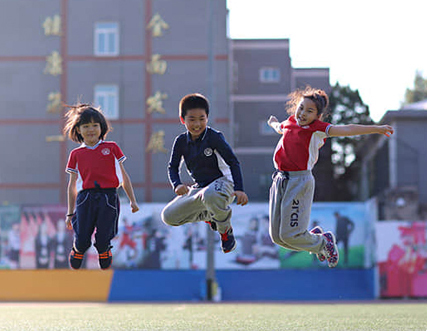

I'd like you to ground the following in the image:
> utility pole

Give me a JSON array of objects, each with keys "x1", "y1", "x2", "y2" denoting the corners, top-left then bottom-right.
[{"x1": 205, "y1": 0, "x2": 216, "y2": 302}]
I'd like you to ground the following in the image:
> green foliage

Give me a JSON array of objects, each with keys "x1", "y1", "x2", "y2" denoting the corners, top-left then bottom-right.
[
  {"x1": 404, "y1": 70, "x2": 427, "y2": 105},
  {"x1": 328, "y1": 82, "x2": 373, "y2": 178}
]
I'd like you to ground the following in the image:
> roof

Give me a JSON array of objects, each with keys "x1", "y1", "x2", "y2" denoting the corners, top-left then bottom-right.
[
  {"x1": 400, "y1": 99, "x2": 427, "y2": 110},
  {"x1": 381, "y1": 109, "x2": 427, "y2": 123}
]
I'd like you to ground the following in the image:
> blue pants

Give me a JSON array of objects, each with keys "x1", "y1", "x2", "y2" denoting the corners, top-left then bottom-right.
[{"x1": 72, "y1": 188, "x2": 120, "y2": 254}]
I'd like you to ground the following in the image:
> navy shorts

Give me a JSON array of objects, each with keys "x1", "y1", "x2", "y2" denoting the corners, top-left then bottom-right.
[{"x1": 72, "y1": 187, "x2": 120, "y2": 254}]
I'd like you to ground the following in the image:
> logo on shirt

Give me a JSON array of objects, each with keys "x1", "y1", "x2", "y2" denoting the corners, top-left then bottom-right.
[
  {"x1": 204, "y1": 148, "x2": 213, "y2": 157},
  {"x1": 101, "y1": 148, "x2": 111, "y2": 155}
]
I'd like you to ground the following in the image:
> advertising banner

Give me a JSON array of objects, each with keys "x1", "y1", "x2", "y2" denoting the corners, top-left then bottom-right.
[
  {"x1": 376, "y1": 221, "x2": 427, "y2": 298},
  {"x1": 3, "y1": 200, "x2": 375, "y2": 270}
]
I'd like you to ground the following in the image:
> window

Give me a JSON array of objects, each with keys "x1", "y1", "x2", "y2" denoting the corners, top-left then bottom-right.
[
  {"x1": 94, "y1": 85, "x2": 119, "y2": 119},
  {"x1": 259, "y1": 67, "x2": 280, "y2": 83},
  {"x1": 94, "y1": 22, "x2": 119, "y2": 56},
  {"x1": 259, "y1": 121, "x2": 276, "y2": 135}
]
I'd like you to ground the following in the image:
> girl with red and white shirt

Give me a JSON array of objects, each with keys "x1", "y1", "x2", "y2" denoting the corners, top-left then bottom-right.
[
  {"x1": 64, "y1": 104, "x2": 139, "y2": 270},
  {"x1": 267, "y1": 87, "x2": 393, "y2": 268}
]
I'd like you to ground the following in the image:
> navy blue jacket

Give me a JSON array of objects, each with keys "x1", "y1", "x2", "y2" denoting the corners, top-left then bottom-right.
[{"x1": 167, "y1": 127, "x2": 244, "y2": 191}]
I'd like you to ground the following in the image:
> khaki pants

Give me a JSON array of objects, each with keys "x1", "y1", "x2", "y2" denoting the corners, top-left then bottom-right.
[{"x1": 161, "y1": 177, "x2": 235, "y2": 234}]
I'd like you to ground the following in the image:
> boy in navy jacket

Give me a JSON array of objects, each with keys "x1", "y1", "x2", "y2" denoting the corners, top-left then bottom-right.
[{"x1": 161, "y1": 93, "x2": 248, "y2": 253}]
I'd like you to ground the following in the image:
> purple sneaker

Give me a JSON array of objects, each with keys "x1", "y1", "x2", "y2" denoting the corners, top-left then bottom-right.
[
  {"x1": 322, "y1": 231, "x2": 339, "y2": 268},
  {"x1": 310, "y1": 226, "x2": 326, "y2": 262}
]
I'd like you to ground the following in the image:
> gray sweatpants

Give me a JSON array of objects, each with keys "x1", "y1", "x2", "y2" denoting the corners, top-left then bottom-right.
[
  {"x1": 269, "y1": 170, "x2": 324, "y2": 254},
  {"x1": 161, "y1": 176, "x2": 235, "y2": 234}
]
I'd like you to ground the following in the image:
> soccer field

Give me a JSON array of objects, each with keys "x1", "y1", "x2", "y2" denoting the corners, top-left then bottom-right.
[{"x1": 0, "y1": 302, "x2": 426, "y2": 331}]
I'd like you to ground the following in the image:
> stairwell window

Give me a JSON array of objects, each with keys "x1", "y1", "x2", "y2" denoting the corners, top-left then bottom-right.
[
  {"x1": 259, "y1": 67, "x2": 280, "y2": 83},
  {"x1": 94, "y1": 22, "x2": 119, "y2": 56}
]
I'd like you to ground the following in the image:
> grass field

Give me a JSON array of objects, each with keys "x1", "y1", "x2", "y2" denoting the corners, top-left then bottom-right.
[{"x1": 0, "y1": 302, "x2": 426, "y2": 331}]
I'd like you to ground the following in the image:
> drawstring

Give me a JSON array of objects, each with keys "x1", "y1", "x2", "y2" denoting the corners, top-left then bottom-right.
[{"x1": 273, "y1": 170, "x2": 289, "y2": 190}]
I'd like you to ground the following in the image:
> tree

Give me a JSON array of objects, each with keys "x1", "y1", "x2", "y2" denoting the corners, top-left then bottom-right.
[
  {"x1": 328, "y1": 82, "x2": 374, "y2": 178},
  {"x1": 403, "y1": 70, "x2": 427, "y2": 105}
]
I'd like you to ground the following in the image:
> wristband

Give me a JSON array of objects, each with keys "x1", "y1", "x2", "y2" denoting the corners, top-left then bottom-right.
[{"x1": 66, "y1": 213, "x2": 75, "y2": 217}]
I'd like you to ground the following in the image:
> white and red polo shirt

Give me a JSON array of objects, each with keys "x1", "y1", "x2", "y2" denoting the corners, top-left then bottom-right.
[
  {"x1": 66, "y1": 140, "x2": 126, "y2": 192},
  {"x1": 273, "y1": 115, "x2": 331, "y2": 171}
]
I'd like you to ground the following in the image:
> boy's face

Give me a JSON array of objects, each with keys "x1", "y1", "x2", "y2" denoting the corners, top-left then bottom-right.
[{"x1": 180, "y1": 108, "x2": 208, "y2": 140}]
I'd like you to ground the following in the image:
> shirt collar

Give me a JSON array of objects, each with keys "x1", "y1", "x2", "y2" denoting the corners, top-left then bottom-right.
[
  {"x1": 81, "y1": 140, "x2": 103, "y2": 150},
  {"x1": 186, "y1": 127, "x2": 208, "y2": 143}
]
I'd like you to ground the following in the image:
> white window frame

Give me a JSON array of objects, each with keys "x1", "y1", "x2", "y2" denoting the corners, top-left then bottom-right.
[
  {"x1": 259, "y1": 67, "x2": 280, "y2": 83},
  {"x1": 94, "y1": 22, "x2": 119, "y2": 56},
  {"x1": 94, "y1": 85, "x2": 119, "y2": 120}
]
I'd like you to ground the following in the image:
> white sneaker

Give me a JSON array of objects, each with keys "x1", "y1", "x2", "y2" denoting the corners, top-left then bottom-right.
[
  {"x1": 321, "y1": 231, "x2": 339, "y2": 268},
  {"x1": 309, "y1": 226, "x2": 326, "y2": 262}
]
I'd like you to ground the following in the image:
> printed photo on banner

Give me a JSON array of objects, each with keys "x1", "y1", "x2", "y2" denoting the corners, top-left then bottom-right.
[
  {"x1": 376, "y1": 221, "x2": 427, "y2": 298},
  {"x1": 0, "y1": 205, "x2": 21, "y2": 269}
]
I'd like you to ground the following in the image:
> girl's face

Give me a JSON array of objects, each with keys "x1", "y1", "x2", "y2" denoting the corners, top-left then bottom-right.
[
  {"x1": 77, "y1": 120, "x2": 101, "y2": 146},
  {"x1": 295, "y1": 98, "x2": 321, "y2": 126},
  {"x1": 180, "y1": 108, "x2": 208, "y2": 140}
]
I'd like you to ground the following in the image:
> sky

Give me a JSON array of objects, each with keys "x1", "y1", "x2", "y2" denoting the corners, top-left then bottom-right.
[{"x1": 226, "y1": 0, "x2": 427, "y2": 122}]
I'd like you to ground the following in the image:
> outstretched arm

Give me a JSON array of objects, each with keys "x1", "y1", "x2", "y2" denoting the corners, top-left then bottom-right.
[{"x1": 328, "y1": 124, "x2": 393, "y2": 137}]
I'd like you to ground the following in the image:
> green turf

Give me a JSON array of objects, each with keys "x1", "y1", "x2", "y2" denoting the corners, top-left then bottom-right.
[{"x1": 0, "y1": 302, "x2": 426, "y2": 331}]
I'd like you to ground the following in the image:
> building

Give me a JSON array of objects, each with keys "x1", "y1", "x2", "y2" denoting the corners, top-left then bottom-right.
[
  {"x1": 0, "y1": 2, "x2": 333, "y2": 206},
  {"x1": 0, "y1": 0, "x2": 229, "y2": 205},
  {"x1": 230, "y1": 39, "x2": 333, "y2": 201},
  {"x1": 356, "y1": 109, "x2": 427, "y2": 219}
]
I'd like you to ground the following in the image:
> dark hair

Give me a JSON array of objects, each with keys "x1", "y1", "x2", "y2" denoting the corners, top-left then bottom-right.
[
  {"x1": 63, "y1": 103, "x2": 111, "y2": 143},
  {"x1": 286, "y1": 86, "x2": 329, "y2": 120},
  {"x1": 179, "y1": 93, "x2": 209, "y2": 119}
]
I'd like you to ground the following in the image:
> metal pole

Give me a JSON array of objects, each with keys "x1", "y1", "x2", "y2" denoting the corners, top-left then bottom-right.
[{"x1": 205, "y1": 0, "x2": 216, "y2": 302}]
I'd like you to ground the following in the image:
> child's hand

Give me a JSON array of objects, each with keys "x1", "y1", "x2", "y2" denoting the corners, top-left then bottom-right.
[
  {"x1": 65, "y1": 216, "x2": 73, "y2": 230},
  {"x1": 267, "y1": 116, "x2": 283, "y2": 134},
  {"x1": 130, "y1": 201, "x2": 139, "y2": 213},
  {"x1": 233, "y1": 190, "x2": 248, "y2": 206},
  {"x1": 267, "y1": 115, "x2": 279, "y2": 127},
  {"x1": 378, "y1": 125, "x2": 394, "y2": 137},
  {"x1": 175, "y1": 184, "x2": 189, "y2": 196}
]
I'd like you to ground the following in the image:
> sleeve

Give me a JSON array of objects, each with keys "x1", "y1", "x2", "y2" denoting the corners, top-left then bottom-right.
[
  {"x1": 167, "y1": 136, "x2": 183, "y2": 190},
  {"x1": 312, "y1": 120, "x2": 331, "y2": 137},
  {"x1": 66, "y1": 151, "x2": 78, "y2": 174},
  {"x1": 214, "y1": 132, "x2": 244, "y2": 192},
  {"x1": 112, "y1": 142, "x2": 126, "y2": 163}
]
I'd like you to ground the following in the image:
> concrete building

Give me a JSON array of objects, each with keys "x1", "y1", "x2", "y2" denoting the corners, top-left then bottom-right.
[
  {"x1": 0, "y1": 0, "x2": 229, "y2": 205},
  {"x1": 0, "y1": 1, "x2": 333, "y2": 205}
]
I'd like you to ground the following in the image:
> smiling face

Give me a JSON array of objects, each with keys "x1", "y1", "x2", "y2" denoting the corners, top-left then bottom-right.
[
  {"x1": 77, "y1": 120, "x2": 102, "y2": 146},
  {"x1": 180, "y1": 108, "x2": 208, "y2": 140},
  {"x1": 295, "y1": 98, "x2": 321, "y2": 126}
]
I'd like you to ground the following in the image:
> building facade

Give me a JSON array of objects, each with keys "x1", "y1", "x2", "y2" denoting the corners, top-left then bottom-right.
[
  {"x1": 0, "y1": 2, "x2": 334, "y2": 206},
  {"x1": 0, "y1": 0, "x2": 229, "y2": 205}
]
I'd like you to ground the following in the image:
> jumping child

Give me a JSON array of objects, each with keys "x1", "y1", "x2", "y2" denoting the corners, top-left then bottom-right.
[
  {"x1": 64, "y1": 103, "x2": 139, "y2": 270},
  {"x1": 267, "y1": 87, "x2": 393, "y2": 267},
  {"x1": 161, "y1": 93, "x2": 248, "y2": 253}
]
